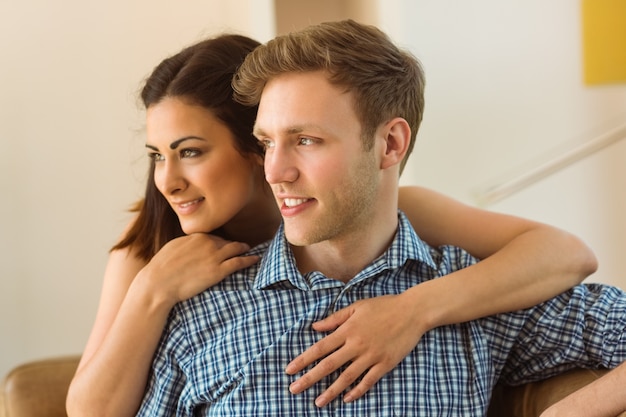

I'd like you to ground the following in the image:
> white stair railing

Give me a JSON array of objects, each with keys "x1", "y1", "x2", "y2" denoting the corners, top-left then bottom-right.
[{"x1": 473, "y1": 122, "x2": 626, "y2": 207}]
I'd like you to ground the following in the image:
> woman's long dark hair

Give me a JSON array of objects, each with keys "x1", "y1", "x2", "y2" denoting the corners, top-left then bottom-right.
[{"x1": 112, "y1": 34, "x2": 262, "y2": 261}]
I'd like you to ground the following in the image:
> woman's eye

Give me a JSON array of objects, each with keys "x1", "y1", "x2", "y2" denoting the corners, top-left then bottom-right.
[
  {"x1": 148, "y1": 152, "x2": 164, "y2": 162},
  {"x1": 180, "y1": 148, "x2": 201, "y2": 158}
]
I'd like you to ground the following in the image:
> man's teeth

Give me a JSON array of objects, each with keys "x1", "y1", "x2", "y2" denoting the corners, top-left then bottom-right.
[{"x1": 284, "y1": 198, "x2": 308, "y2": 208}]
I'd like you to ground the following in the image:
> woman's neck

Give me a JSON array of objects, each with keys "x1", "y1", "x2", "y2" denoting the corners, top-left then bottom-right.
[{"x1": 220, "y1": 186, "x2": 281, "y2": 247}]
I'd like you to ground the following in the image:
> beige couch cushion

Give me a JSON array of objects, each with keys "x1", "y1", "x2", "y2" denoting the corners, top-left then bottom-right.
[
  {"x1": 0, "y1": 356, "x2": 79, "y2": 417},
  {"x1": 488, "y1": 368, "x2": 626, "y2": 417}
]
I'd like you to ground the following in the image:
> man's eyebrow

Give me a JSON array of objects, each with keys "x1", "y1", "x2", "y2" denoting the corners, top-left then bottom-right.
[
  {"x1": 252, "y1": 126, "x2": 266, "y2": 138},
  {"x1": 145, "y1": 136, "x2": 205, "y2": 151},
  {"x1": 252, "y1": 126, "x2": 313, "y2": 138}
]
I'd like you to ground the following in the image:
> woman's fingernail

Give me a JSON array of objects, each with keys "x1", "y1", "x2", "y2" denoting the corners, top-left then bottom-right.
[
  {"x1": 315, "y1": 395, "x2": 328, "y2": 408},
  {"x1": 289, "y1": 381, "x2": 301, "y2": 394}
]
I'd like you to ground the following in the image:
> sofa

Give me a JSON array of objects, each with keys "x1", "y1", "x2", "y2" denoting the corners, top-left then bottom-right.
[
  {"x1": 0, "y1": 355, "x2": 624, "y2": 417},
  {"x1": 0, "y1": 356, "x2": 78, "y2": 417}
]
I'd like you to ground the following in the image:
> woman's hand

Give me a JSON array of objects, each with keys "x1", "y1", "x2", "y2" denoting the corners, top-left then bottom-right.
[
  {"x1": 285, "y1": 292, "x2": 426, "y2": 407},
  {"x1": 135, "y1": 233, "x2": 260, "y2": 307}
]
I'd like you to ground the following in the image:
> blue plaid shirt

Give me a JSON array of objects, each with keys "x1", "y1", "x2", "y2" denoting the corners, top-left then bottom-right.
[{"x1": 137, "y1": 212, "x2": 626, "y2": 416}]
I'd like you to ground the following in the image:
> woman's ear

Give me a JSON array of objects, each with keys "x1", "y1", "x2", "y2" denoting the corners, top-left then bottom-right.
[{"x1": 379, "y1": 117, "x2": 411, "y2": 170}]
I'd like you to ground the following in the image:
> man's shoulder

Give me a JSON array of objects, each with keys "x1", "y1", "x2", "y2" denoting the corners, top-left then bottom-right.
[
  {"x1": 401, "y1": 243, "x2": 479, "y2": 281},
  {"x1": 552, "y1": 282, "x2": 626, "y2": 305},
  {"x1": 396, "y1": 211, "x2": 479, "y2": 274},
  {"x1": 567, "y1": 282, "x2": 626, "y2": 308},
  {"x1": 173, "y1": 241, "x2": 272, "y2": 311}
]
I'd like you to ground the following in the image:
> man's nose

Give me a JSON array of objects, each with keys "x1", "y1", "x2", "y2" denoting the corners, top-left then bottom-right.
[{"x1": 264, "y1": 145, "x2": 299, "y2": 185}]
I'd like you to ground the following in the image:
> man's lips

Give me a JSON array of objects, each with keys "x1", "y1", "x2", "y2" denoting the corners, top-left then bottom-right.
[
  {"x1": 279, "y1": 197, "x2": 314, "y2": 216},
  {"x1": 284, "y1": 198, "x2": 310, "y2": 208}
]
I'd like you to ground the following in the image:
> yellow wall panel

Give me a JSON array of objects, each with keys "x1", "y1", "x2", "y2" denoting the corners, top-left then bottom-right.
[{"x1": 582, "y1": 0, "x2": 626, "y2": 85}]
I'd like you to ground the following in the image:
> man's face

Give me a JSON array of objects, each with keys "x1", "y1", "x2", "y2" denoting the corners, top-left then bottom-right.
[{"x1": 254, "y1": 71, "x2": 380, "y2": 247}]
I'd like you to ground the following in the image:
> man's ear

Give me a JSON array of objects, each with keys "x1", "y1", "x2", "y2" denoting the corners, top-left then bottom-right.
[{"x1": 379, "y1": 117, "x2": 411, "y2": 170}]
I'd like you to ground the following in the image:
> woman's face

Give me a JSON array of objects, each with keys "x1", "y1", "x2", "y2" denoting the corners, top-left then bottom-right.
[{"x1": 146, "y1": 97, "x2": 264, "y2": 235}]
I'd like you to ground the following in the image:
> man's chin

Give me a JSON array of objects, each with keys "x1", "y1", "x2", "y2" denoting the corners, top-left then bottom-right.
[
  {"x1": 284, "y1": 228, "x2": 313, "y2": 247},
  {"x1": 284, "y1": 235, "x2": 308, "y2": 247},
  {"x1": 284, "y1": 226, "x2": 329, "y2": 247}
]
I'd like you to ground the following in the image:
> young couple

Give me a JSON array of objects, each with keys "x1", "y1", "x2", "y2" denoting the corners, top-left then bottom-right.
[{"x1": 67, "y1": 21, "x2": 625, "y2": 417}]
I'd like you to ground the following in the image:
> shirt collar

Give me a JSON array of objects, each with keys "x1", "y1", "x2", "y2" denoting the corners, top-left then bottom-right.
[
  {"x1": 253, "y1": 227, "x2": 309, "y2": 290},
  {"x1": 253, "y1": 211, "x2": 437, "y2": 290}
]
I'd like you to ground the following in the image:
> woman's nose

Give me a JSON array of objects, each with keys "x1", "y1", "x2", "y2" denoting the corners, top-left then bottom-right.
[{"x1": 155, "y1": 161, "x2": 187, "y2": 195}]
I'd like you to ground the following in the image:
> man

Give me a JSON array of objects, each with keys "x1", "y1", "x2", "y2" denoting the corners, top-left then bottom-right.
[{"x1": 137, "y1": 20, "x2": 626, "y2": 416}]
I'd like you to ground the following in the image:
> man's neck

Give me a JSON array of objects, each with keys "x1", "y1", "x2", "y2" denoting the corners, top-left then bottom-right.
[{"x1": 291, "y1": 208, "x2": 398, "y2": 283}]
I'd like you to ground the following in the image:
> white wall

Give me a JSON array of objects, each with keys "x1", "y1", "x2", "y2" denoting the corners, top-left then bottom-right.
[
  {"x1": 0, "y1": 0, "x2": 274, "y2": 378},
  {"x1": 1, "y1": 0, "x2": 625, "y2": 379},
  {"x1": 379, "y1": 1, "x2": 626, "y2": 286}
]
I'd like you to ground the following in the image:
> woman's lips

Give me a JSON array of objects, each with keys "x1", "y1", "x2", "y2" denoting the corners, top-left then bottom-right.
[{"x1": 175, "y1": 197, "x2": 205, "y2": 214}]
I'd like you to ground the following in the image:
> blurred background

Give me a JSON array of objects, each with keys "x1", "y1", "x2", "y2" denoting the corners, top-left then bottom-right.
[{"x1": 1, "y1": 0, "x2": 625, "y2": 377}]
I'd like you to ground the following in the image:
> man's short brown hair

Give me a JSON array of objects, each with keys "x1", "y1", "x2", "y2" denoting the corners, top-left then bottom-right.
[{"x1": 233, "y1": 19, "x2": 425, "y2": 173}]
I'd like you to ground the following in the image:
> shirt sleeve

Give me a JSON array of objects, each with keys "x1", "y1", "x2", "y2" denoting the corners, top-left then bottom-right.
[
  {"x1": 491, "y1": 283, "x2": 626, "y2": 386},
  {"x1": 135, "y1": 308, "x2": 191, "y2": 416}
]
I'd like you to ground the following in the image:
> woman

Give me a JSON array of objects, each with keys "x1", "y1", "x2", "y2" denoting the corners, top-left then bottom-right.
[{"x1": 66, "y1": 34, "x2": 597, "y2": 417}]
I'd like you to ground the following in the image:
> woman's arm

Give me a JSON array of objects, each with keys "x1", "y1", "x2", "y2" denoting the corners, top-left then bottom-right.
[
  {"x1": 66, "y1": 232, "x2": 258, "y2": 417},
  {"x1": 287, "y1": 185, "x2": 598, "y2": 407},
  {"x1": 66, "y1": 245, "x2": 155, "y2": 417},
  {"x1": 540, "y1": 362, "x2": 626, "y2": 417},
  {"x1": 397, "y1": 185, "x2": 597, "y2": 319}
]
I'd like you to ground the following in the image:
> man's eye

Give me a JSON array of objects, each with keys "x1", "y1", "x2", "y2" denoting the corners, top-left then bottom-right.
[
  {"x1": 259, "y1": 139, "x2": 274, "y2": 149},
  {"x1": 299, "y1": 137, "x2": 315, "y2": 146}
]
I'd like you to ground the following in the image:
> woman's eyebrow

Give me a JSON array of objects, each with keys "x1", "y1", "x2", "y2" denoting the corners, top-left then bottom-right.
[
  {"x1": 169, "y1": 136, "x2": 205, "y2": 150},
  {"x1": 145, "y1": 136, "x2": 205, "y2": 151}
]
